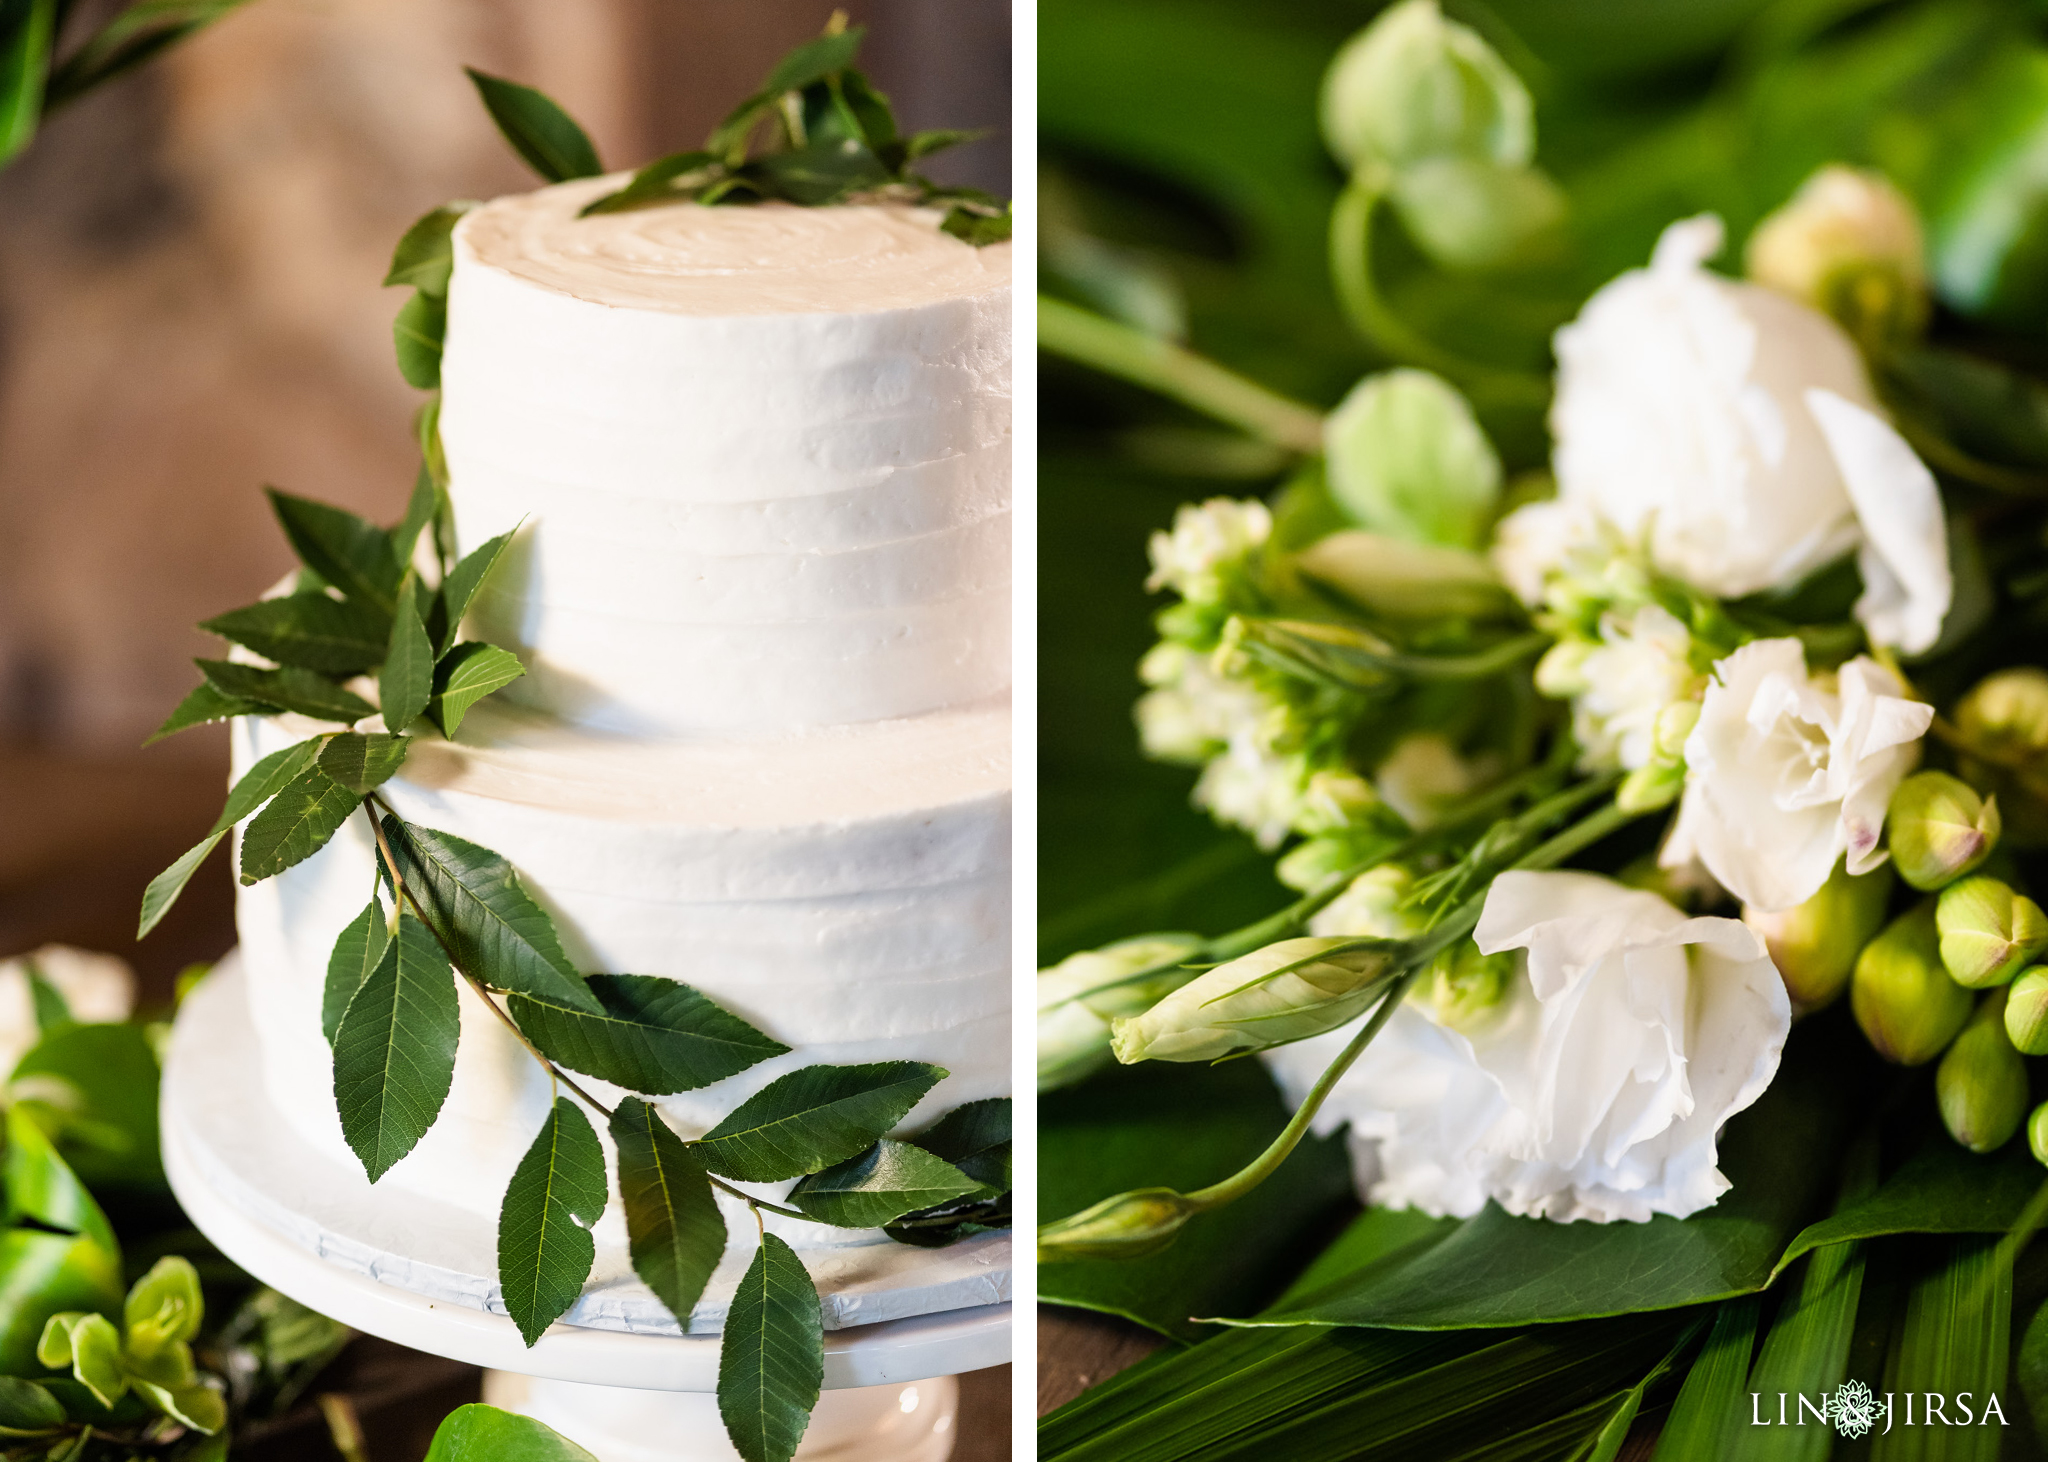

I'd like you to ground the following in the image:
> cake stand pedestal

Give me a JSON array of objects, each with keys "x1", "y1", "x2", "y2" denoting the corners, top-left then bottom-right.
[{"x1": 160, "y1": 963, "x2": 1010, "y2": 1461}]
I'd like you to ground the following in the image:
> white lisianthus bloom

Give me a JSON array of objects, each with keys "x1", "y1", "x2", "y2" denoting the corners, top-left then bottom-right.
[
  {"x1": 1264, "y1": 871, "x2": 1790, "y2": 1222},
  {"x1": 1665, "y1": 638, "x2": 1932, "y2": 912},
  {"x1": 1549, "y1": 214, "x2": 1950, "y2": 652},
  {"x1": 1146, "y1": 497, "x2": 1272, "y2": 602},
  {"x1": 0, "y1": 945, "x2": 136, "y2": 1077},
  {"x1": 1545, "y1": 604, "x2": 1699, "y2": 773}
]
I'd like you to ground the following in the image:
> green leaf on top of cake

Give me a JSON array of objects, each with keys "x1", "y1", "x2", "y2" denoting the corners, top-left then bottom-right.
[
  {"x1": 785, "y1": 1140, "x2": 981, "y2": 1228},
  {"x1": 330, "y1": 909, "x2": 459, "y2": 1183},
  {"x1": 264, "y1": 488, "x2": 404, "y2": 617},
  {"x1": 425, "y1": 641, "x2": 525, "y2": 737},
  {"x1": 198, "y1": 592, "x2": 389, "y2": 676},
  {"x1": 236, "y1": 767, "x2": 362, "y2": 886},
  {"x1": 609, "y1": 1097, "x2": 726, "y2": 1328},
  {"x1": 463, "y1": 67, "x2": 603, "y2": 185},
  {"x1": 716, "y1": 1233, "x2": 824, "y2": 1462},
  {"x1": 498, "y1": 1097, "x2": 608, "y2": 1346},
  {"x1": 693, "y1": 1062, "x2": 948, "y2": 1184},
  {"x1": 378, "y1": 575, "x2": 435, "y2": 733},
  {"x1": 506, "y1": 975, "x2": 790, "y2": 1095},
  {"x1": 196, "y1": 660, "x2": 373, "y2": 726},
  {"x1": 322, "y1": 894, "x2": 388, "y2": 1046}
]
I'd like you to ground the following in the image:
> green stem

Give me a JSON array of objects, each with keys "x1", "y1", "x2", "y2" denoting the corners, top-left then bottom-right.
[
  {"x1": 1037, "y1": 295, "x2": 1326, "y2": 454},
  {"x1": 1328, "y1": 176, "x2": 1550, "y2": 410}
]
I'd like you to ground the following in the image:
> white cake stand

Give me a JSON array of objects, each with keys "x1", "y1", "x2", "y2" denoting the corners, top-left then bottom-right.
[{"x1": 161, "y1": 960, "x2": 1011, "y2": 1460}]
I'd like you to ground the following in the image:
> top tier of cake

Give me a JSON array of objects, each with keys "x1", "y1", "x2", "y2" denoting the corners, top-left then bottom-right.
[{"x1": 439, "y1": 178, "x2": 1013, "y2": 738}]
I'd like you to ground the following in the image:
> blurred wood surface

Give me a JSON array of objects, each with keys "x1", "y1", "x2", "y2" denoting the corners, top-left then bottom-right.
[{"x1": 1037, "y1": 1305, "x2": 1166, "y2": 1417}]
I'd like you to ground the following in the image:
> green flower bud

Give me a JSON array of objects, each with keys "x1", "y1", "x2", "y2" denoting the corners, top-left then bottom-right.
[
  {"x1": 1852, "y1": 901, "x2": 1972, "y2": 1065},
  {"x1": 1888, "y1": 771, "x2": 2000, "y2": 891},
  {"x1": 1322, "y1": 370, "x2": 1501, "y2": 550},
  {"x1": 1038, "y1": 1187, "x2": 1200, "y2": 1264},
  {"x1": 1291, "y1": 531, "x2": 1515, "y2": 622},
  {"x1": 1414, "y1": 941, "x2": 1514, "y2": 1032},
  {"x1": 1389, "y1": 156, "x2": 1566, "y2": 272},
  {"x1": 2005, "y1": 967, "x2": 2048, "y2": 1055},
  {"x1": 1617, "y1": 761, "x2": 1684, "y2": 815},
  {"x1": 1744, "y1": 166, "x2": 1927, "y2": 342},
  {"x1": 1037, "y1": 934, "x2": 1205, "y2": 1091},
  {"x1": 2030, "y1": 1100, "x2": 2048, "y2": 1167},
  {"x1": 1745, "y1": 861, "x2": 1892, "y2": 1014},
  {"x1": 1112, "y1": 936, "x2": 1401, "y2": 1063},
  {"x1": 1937, "y1": 990, "x2": 2029, "y2": 1153},
  {"x1": 1534, "y1": 637, "x2": 1594, "y2": 698},
  {"x1": 1955, "y1": 667, "x2": 2048, "y2": 847},
  {"x1": 123, "y1": 1256, "x2": 204, "y2": 1361},
  {"x1": 1936, "y1": 876, "x2": 2048, "y2": 988},
  {"x1": 1320, "y1": 0, "x2": 1533, "y2": 172}
]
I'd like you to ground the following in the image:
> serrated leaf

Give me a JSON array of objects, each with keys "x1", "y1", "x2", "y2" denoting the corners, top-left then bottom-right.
[
  {"x1": 41, "y1": 0, "x2": 251, "y2": 112},
  {"x1": 331, "y1": 909, "x2": 458, "y2": 1182},
  {"x1": 238, "y1": 767, "x2": 360, "y2": 886},
  {"x1": 609, "y1": 1098, "x2": 724, "y2": 1328},
  {"x1": 0, "y1": 1375, "x2": 64, "y2": 1433},
  {"x1": 0, "y1": 0, "x2": 55, "y2": 168},
  {"x1": 265, "y1": 488, "x2": 401, "y2": 614},
  {"x1": 393, "y1": 466, "x2": 441, "y2": 574},
  {"x1": 906, "y1": 1097, "x2": 1011, "y2": 1197},
  {"x1": 143, "y1": 734, "x2": 332, "y2": 931},
  {"x1": 394, "y1": 290, "x2": 446, "y2": 390},
  {"x1": 508, "y1": 975, "x2": 787, "y2": 1094},
  {"x1": 430, "y1": 641, "x2": 525, "y2": 736},
  {"x1": 323, "y1": 895, "x2": 389, "y2": 1045},
  {"x1": 434, "y1": 530, "x2": 515, "y2": 656},
  {"x1": 787, "y1": 1140, "x2": 978, "y2": 1228},
  {"x1": 318, "y1": 732, "x2": 409, "y2": 795},
  {"x1": 883, "y1": 1195, "x2": 1011, "y2": 1249},
  {"x1": 145, "y1": 681, "x2": 270, "y2": 745},
  {"x1": 380, "y1": 576, "x2": 434, "y2": 734},
  {"x1": 465, "y1": 67, "x2": 601, "y2": 183},
  {"x1": 498, "y1": 1097, "x2": 605, "y2": 1346},
  {"x1": 380, "y1": 815, "x2": 600, "y2": 1013},
  {"x1": 384, "y1": 203, "x2": 472, "y2": 297},
  {"x1": 197, "y1": 659, "x2": 374, "y2": 725},
  {"x1": 138, "y1": 835, "x2": 223, "y2": 940},
  {"x1": 717, "y1": 1232, "x2": 823, "y2": 1462},
  {"x1": 199, "y1": 593, "x2": 389, "y2": 675},
  {"x1": 696, "y1": 1062, "x2": 945, "y2": 1183},
  {"x1": 425, "y1": 1403, "x2": 598, "y2": 1461}
]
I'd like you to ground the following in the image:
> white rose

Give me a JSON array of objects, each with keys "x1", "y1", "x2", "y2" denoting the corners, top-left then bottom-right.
[
  {"x1": 0, "y1": 945, "x2": 136, "y2": 1077},
  {"x1": 1665, "y1": 638, "x2": 1931, "y2": 912},
  {"x1": 1264, "y1": 871, "x2": 1790, "y2": 1222},
  {"x1": 1145, "y1": 497, "x2": 1272, "y2": 602},
  {"x1": 1550, "y1": 215, "x2": 1950, "y2": 652}
]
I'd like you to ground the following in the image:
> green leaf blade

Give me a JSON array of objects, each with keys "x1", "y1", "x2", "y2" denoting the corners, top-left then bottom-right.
[
  {"x1": 609, "y1": 1097, "x2": 724, "y2": 1329},
  {"x1": 696, "y1": 1062, "x2": 945, "y2": 1183},
  {"x1": 138, "y1": 834, "x2": 224, "y2": 940},
  {"x1": 317, "y1": 732, "x2": 410, "y2": 796},
  {"x1": 425, "y1": 1403, "x2": 599, "y2": 1461},
  {"x1": 212, "y1": 736, "x2": 327, "y2": 834},
  {"x1": 787, "y1": 1140, "x2": 978, "y2": 1228},
  {"x1": 198, "y1": 660, "x2": 373, "y2": 725},
  {"x1": 716, "y1": 1232, "x2": 823, "y2": 1462},
  {"x1": 497, "y1": 1097, "x2": 606, "y2": 1347},
  {"x1": 465, "y1": 68, "x2": 602, "y2": 182},
  {"x1": 265, "y1": 488, "x2": 402, "y2": 614},
  {"x1": 238, "y1": 769, "x2": 360, "y2": 886},
  {"x1": 906, "y1": 1097, "x2": 1012, "y2": 1198},
  {"x1": 435, "y1": 532, "x2": 516, "y2": 657},
  {"x1": 508, "y1": 975, "x2": 788, "y2": 1094},
  {"x1": 380, "y1": 576, "x2": 435, "y2": 735},
  {"x1": 0, "y1": 0, "x2": 56, "y2": 167},
  {"x1": 146, "y1": 681, "x2": 270, "y2": 745},
  {"x1": 1651, "y1": 1296, "x2": 1761, "y2": 1462},
  {"x1": 430, "y1": 642, "x2": 526, "y2": 736},
  {"x1": 198, "y1": 592, "x2": 389, "y2": 675},
  {"x1": 394, "y1": 291, "x2": 447, "y2": 390},
  {"x1": 323, "y1": 895, "x2": 389, "y2": 1045},
  {"x1": 331, "y1": 909, "x2": 459, "y2": 1182},
  {"x1": 385, "y1": 203, "x2": 472, "y2": 297}
]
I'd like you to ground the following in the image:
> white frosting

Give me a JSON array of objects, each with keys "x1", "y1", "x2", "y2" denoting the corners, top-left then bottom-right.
[{"x1": 439, "y1": 178, "x2": 1013, "y2": 737}]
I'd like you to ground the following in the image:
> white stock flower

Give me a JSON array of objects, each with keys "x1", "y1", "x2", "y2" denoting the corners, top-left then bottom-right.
[
  {"x1": 1146, "y1": 497, "x2": 1272, "y2": 603},
  {"x1": 0, "y1": 945, "x2": 136, "y2": 1077},
  {"x1": 1665, "y1": 638, "x2": 1932, "y2": 912},
  {"x1": 1549, "y1": 215, "x2": 1950, "y2": 652},
  {"x1": 1488, "y1": 497, "x2": 1607, "y2": 606},
  {"x1": 1194, "y1": 743, "x2": 1316, "y2": 851},
  {"x1": 1264, "y1": 871, "x2": 1790, "y2": 1222},
  {"x1": 1559, "y1": 604, "x2": 1699, "y2": 773}
]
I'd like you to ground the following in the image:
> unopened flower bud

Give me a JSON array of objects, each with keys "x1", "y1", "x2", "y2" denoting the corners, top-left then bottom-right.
[
  {"x1": 1320, "y1": 0, "x2": 1533, "y2": 173},
  {"x1": 1534, "y1": 637, "x2": 1594, "y2": 698},
  {"x1": 1852, "y1": 901, "x2": 1972, "y2": 1065},
  {"x1": 1296, "y1": 768, "x2": 1384, "y2": 835},
  {"x1": 1388, "y1": 156, "x2": 1566, "y2": 271},
  {"x1": 1955, "y1": 668, "x2": 2048, "y2": 847},
  {"x1": 2030, "y1": 1101, "x2": 2048, "y2": 1168},
  {"x1": 1653, "y1": 701, "x2": 1701, "y2": 761},
  {"x1": 1744, "y1": 166, "x2": 1927, "y2": 341},
  {"x1": 1037, "y1": 1187, "x2": 1200, "y2": 1263},
  {"x1": 1322, "y1": 369, "x2": 1501, "y2": 550},
  {"x1": 1414, "y1": 941, "x2": 1514, "y2": 1032},
  {"x1": 1888, "y1": 771, "x2": 2000, "y2": 891},
  {"x1": 1617, "y1": 761, "x2": 1684, "y2": 814},
  {"x1": 1937, "y1": 990, "x2": 2029, "y2": 1153},
  {"x1": 1037, "y1": 934, "x2": 1205, "y2": 1091},
  {"x1": 2005, "y1": 967, "x2": 2048, "y2": 1055},
  {"x1": 1745, "y1": 861, "x2": 1892, "y2": 1014},
  {"x1": 1308, "y1": 865, "x2": 1424, "y2": 940},
  {"x1": 1936, "y1": 877, "x2": 2048, "y2": 988},
  {"x1": 1112, "y1": 936, "x2": 1401, "y2": 1063}
]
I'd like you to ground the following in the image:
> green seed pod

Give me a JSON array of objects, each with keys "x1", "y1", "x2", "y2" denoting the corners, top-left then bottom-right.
[
  {"x1": 1745, "y1": 861, "x2": 1893, "y2": 1014},
  {"x1": 1937, "y1": 990, "x2": 2029, "y2": 1153},
  {"x1": 1936, "y1": 876, "x2": 2048, "y2": 987},
  {"x1": 1852, "y1": 901, "x2": 1973, "y2": 1065},
  {"x1": 1037, "y1": 933, "x2": 1206, "y2": 1091},
  {"x1": 1112, "y1": 936, "x2": 1402, "y2": 1064},
  {"x1": 2030, "y1": 1101, "x2": 2048, "y2": 1168},
  {"x1": 1955, "y1": 667, "x2": 2048, "y2": 847},
  {"x1": 1888, "y1": 771, "x2": 2000, "y2": 891},
  {"x1": 2005, "y1": 967, "x2": 2048, "y2": 1055},
  {"x1": 1319, "y1": 0, "x2": 1533, "y2": 172},
  {"x1": 1038, "y1": 1187, "x2": 1200, "y2": 1264}
]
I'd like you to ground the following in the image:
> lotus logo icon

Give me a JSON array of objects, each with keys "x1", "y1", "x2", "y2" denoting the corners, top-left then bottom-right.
[{"x1": 1827, "y1": 1381, "x2": 1878, "y2": 1439}]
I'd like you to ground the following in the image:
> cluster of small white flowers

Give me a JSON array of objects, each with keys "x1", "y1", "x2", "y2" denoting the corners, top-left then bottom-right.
[
  {"x1": 1144, "y1": 497, "x2": 1273, "y2": 602},
  {"x1": 1537, "y1": 603, "x2": 1700, "y2": 773}
]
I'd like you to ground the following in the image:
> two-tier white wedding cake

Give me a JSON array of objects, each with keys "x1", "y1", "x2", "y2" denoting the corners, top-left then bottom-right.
[{"x1": 225, "y1": 177, "x2": 1011, "y2": 1325}]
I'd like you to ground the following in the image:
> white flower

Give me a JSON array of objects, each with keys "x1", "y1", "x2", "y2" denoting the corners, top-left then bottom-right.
[
  {"x1": 1193, "y1": 743, "x2": 1316, "y2": 851},
  {"x1": 1488, "y1": 497, "x2": 1607, "y2": 606},
  {"x1": 1745, "y1": 165, "x2": 1925, "y2": 322},
  {"x1": 0, "y1": 945, "x2": 136, "y2": 1077},
  {"x1": 1550, "y1": 215, "x2": 1950, "y2": 652},
  {"x1": 1375, "y1": 732, "x2": 1492, "y2": 828},
  {"x1": 1146, "y1": 497, "x2": 1272, "y2": 602},
  {"x1": 1665, "y1": 638, "x2": 1932, "y2": 912},
  {"x1": 1264, "y1": 871, "x2": 1790, "y2": 1222},
  {"x1": 1553, "y1": 604, "x2": 1699, "y2": 773}
]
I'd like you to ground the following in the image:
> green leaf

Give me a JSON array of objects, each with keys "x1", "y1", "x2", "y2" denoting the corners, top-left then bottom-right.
[
  {"x1": 11, "y1": 1022, "x2": 164, "y2": 1193},
  {"x1": 238, "y1": 768, "x2": 361, "y2": 886},
  {"x1": 717, "y1": 1232, "x2": 823, "y2": 1462},
  {"x1": 941, "y1": 203, "x2": 1012, "y2": 246},
  {"x1": 762, "y1": 24, "x2": 864, "y2": 95},
  {"x1": 837, "y1": 69, "x2": 897, "y2": 150},
  {"x1": 123, "y1": 1256, "x2": 203, "y2": 1358},
  {"x1": 1878, "y1": 1235, "x2": 2012, "y2": 1458},
  {"x1": 0, "y1": 1110, "x2": 122, "y2": 1374},
  {"x1": 497, "y1": 1096, "x2": 606, "y2": 1347},
  {"x1": 904, "y1": 127, "x2": 979, "y2": 161},
  {"x1": 385, "y1": 203, "x2": 473, "y2": 297},
  {"x1": 323, "y1": 895, "x2": 389, "y2": 1045},
  {"x1": 425, "y1": 1403, "x2": 598, "y2": 1462},
  {"x1": 394, "y1": 290, "x2": 447, "y2": 390},
  {"x1": 429, "y1": 641, "x2": 525, "y2": 737},
  {"x1": 695, "y1": 1062, "x2": 945, "y2": 1183},
  {"x1": 465, "y1": 67, "x2": 601, "y2": 182},
  {"x1": 578, "y1": 151, "x2": 719, "y2": 217},
  {"x1": 41, "y1": 0, "x2": 251, "y2": 111},
  {"x1": 265, "y1": 487, "x2": 401, "y2": 614},
  {"x1": 199, "y1": 593, "x2": 389, "y2": 675},
  {"x1": 787, "y1": 1140, "x2": 979, "y2": 1228},
  {"x1": 434, "y1": 531, "x2": 516, "y2": 656},
  {"x1": 318, "y1": 732, "x2": 409, "y2": 795},
  {"x1": 0, "y1": 1376, "x2": 64, "y2": 1434},
  {"x1": 1651, "y1": 1297, "x2": 1761, "y2": 1462},
  {"x1": 379, "y1": 815, "x2": 600, "y2": 1012},
  {"x1": 609, "y1": 1097, "x2": 724, "y2": 1329},
  {"x1": 740, "y1": 139, "x2": 890, "y2": 206},
  {"x1": 380, "y1": 575, "x2": 435, "y2": 734},
  {"x1": 36, "y1": 1312, "x2": 124, "y2": 1408},
  {"x1": 507, "y1": 975, "x2": 788, "y2": 1094},
  {"x1": 331, "y1": 908, "x2": 459, "y2": 1182},
  {"x1": 24, "y1": 963, "x2": 69, "y2": 1032},
  {"x1": 394, "y1": 465, "x2": 441, "y2": 573},
  {"x1": 2019, "y1": 1298, "x2": 2048, "y2": 1448},
  {"x1": 1322, "y1": 370, "x2": 1503, "y2": 551},
  {"x1": 0, "y1": 0, "x2": 56, "y2": 167},
  {"x1": 145, "y1": 680, "x2": 270, "y2": 745},
  {"x1": 197, "y1": 659, "x2": 374, "y2": 725},
  {"x1": 905, "y1": 1097, "x2": 1011, "y2": 1197},
  {"x1": 141, "y1": 735, "x2": 325, "y2": 936}
]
